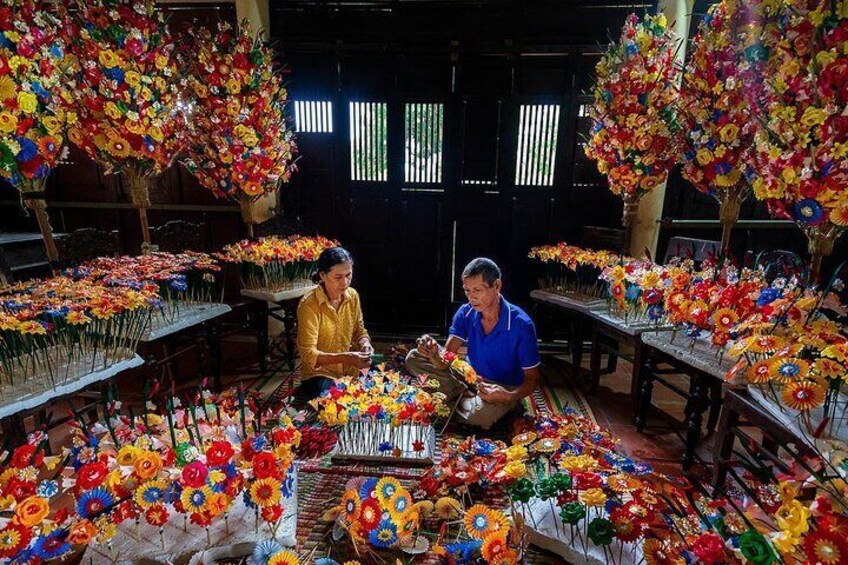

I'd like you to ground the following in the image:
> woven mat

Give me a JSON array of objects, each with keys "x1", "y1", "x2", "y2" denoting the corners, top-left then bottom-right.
[{"x1": 295, "y1": 467, "x2": 567, "y2": 564}]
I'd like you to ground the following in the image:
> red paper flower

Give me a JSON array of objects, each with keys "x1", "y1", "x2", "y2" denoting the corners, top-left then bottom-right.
[
  {"x1": 181, "y1": 461, "x2": 209, "y2": 488},
  {"x1": 251, "y1": 452, "x2": 280, "y2": 480},
  {"x1": 261, "y1": 504, "x2": 283, "y2": 523},
  {"x1": 205, "y1": 441, "x2": 235, "y2": 467},
  {"x1": 691, "y1": 532, "x2": 727, "y2": 565},
  {"x1": 76, "y1": 461, "x2": 108, "y2": 490}
]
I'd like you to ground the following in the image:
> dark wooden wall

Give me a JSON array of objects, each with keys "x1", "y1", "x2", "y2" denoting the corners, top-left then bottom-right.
[{"x1": 273, "y1": 0, "x2": 658, "y2": 334}]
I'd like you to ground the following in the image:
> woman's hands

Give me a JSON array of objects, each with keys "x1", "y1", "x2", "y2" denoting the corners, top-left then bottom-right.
[{"x1": 342, "y1": 351, "x2": 372, "y2": 369}]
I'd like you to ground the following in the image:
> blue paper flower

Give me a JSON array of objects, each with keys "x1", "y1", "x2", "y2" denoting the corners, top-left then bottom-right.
[
  {"x1": 794, "y1": 199, "x2": 824, "y2": 225},
  {"x1": 32, "y1": 530, "x2": 70, "y2": 560},
  {"x1": 251, "y1": 540, "x2": 282, "y2": 565},
  {"x1": 76, "y1": 488, "x2": 113, "y2": 519},
  {"x1": 368, "y1": 519, "x2": 398, "y2": 548},
  {"x1": 378, "y1": 441, "x2": 393, "y2": 453}
]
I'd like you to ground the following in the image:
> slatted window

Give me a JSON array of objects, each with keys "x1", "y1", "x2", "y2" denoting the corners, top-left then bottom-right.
[
  {"x1": 404, "y1": 103, "x2": 444, "y2": 184},
  {"x1": 349, "y1": 102, "x2": 388, "y2": 182},
  {"x1": 514, "y1": 104, "x2": 560, "y2": 186},
  {"x1": 294, "y1": 101, "x2": 333, "y2": 133}
]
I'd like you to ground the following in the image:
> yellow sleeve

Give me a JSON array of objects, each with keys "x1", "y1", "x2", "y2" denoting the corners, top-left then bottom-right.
[
  {"x1": 296, "y1": 298, "x2": 321, "y2": 374},
  {"x1": 350, "y1": 289, "x2": 370, "y2": 346}
]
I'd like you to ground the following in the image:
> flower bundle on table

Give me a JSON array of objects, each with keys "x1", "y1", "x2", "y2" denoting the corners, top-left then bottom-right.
[
  {"x1": 584, "y1": 13, "x2": 680, "y2": 221},
  {"x1": 218, "y1": 235, "x2": 338, "y2": 292},
  {"x1": 313, "y1": 370, "x2": 447, "y2": 460},
  {"x1": 747, "y1": 0, "x2": 848, "y2": 263},
  {"x1": 0, "y1": 276, "x2": 155, "y2": 392},
  {"x1": 182, "y1": 21, "x2": 297, "y2": 204},
  {"x1": 418, "y1": 436, "x2": 530, "y2": 500},
  {"x1": 0, "y1": 0, "x2": 70, "y2": 193},
  {"x1": 599, "y1": 259, "x2": 673, "y2": 325},
  {"x1": 71, "y1": 252, "x2": 222, "y2": 321},
  {"x1": 528, "y1": 243, "x2": 625, "y2": 300},
  {"x1": 329, "y1": 477, "x2": 424, "y2": 555},
  {"x1": 679, "y1": 0, "x2": 762, "y2": 226},
  {"x1": 728, "y1": 299, "x2": 848, "y2": 440}
]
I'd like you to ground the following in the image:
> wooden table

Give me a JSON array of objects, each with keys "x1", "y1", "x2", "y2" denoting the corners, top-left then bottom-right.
[
  {"x1": 529, "y1": 290, "x2": 606, "y2": 381},
  {"x1": 0, "y1": 351, "x2": 143, "y2": 447},
  {"x1": 713, "y1": 389, "x2": 816, "y2": 491},
  {"x1": 637, "y1": 332, "x2": 738, "y2": 470},
  {"x1": 584, "y1": 309, "x2": 673, "y2": 396},
  {"x1": 138, "y1": 303, "x2": 233, "y2": 391},
  {"x1": 241, "y1": 285, "x2": 316, "y2": 374}
]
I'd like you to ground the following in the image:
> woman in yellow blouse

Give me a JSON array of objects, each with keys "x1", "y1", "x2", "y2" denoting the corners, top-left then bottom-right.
[{"x1": 297, "y1": 247, "x2": 373, "y2": 399}]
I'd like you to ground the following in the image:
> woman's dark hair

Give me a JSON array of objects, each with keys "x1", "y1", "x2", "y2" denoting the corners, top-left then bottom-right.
[{"x1": 312, "y1": 247, "x2": 354, "y2": 283}]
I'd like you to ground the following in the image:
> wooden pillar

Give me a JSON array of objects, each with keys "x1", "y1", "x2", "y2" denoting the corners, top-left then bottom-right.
[
  {"x1": 629, "y1": 0, "x2": 693, "y2": 258},
  {"x1": 235, "y1": 0, "x2": 276, "y2": 228}
]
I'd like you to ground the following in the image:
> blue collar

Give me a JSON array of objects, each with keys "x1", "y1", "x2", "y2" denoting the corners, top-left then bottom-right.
[{"x1": 466, "y1": 296, "x2": 511, "y2": 334}]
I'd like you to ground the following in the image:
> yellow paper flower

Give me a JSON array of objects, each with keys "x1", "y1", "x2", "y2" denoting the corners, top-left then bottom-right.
[
  {"x1": 579, "y1": 488, "x2": 606, "y2": 507},
  {"x1": 434, "y1": 497, "x2": 461, "y2": 520}
]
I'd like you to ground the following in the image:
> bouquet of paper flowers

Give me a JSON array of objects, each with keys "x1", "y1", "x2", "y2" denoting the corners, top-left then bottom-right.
[
  {"x1": 678, "y1": 0, "x2": 762, "y2": 249},
  {"x1": 432, "y1": 503, "x2": 524, "y2": 565},
  {"x1": 57, "y1": 0, "x2": 185, "y2": 243},
  {"x1": 218, "y1": 235, "x2": 338, "y2": 292},
  {"x1": 599, "y1": 259, "x2": 672, "y2": 325},
  {"x1": 70, "y1": 251, "x2": 223, "y2": 324},
  {"x1": 0, "y1": 0, "x2": 71, "y2": 263},
  {"x1": 10, "y1": 383, "x2": 303, "y2": 563},
  {"x1": 328, "y1": 477, "x2": 427, "y2": 556},
  {"x1": 528, "y1": 243, "x2": 623, "y2": 300},
  {"x1": 747, "y1": 0, "x2": 848, "y2": 277},
  {"x1": 728, "y1": 297, "x2": 848, "y2": 442},
  {"x1": 312, "y1": 370, "x2": 447, "y2": 463},
  {"x1": 182, "y1": 21, "x2": 297, "y2": 208},
  {"x1": 0, "y1": 276, "x2": 154, "y2": 396},
  {"x1": 585, "y1": 13, "x2": 680, "y2": 229}
]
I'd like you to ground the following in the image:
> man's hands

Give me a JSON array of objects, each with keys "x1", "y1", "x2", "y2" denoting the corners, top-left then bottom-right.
[
  {"x1": 477, "y1": 382, "x2": 515, "y2": 405},
  {"x1": 416, "y1": 334, "x2": 448, "y2": 369}
]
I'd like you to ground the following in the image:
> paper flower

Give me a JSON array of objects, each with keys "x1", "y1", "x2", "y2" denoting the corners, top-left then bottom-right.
[
  {"x1": 182, "y1": 21, "x2": 297, "y2": 203},
  {"x1": 585, "y1": 13, "x2": 680, "y2": 221},
  {"x1": 58, "y1": 0, "x2": 185, "y2": 191}
]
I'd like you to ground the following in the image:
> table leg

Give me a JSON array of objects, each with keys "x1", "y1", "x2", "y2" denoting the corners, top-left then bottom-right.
[
  {"x1": 207, "y1": 323, "x2": 223, "y2": 392},
  {"x1": 589, "y1": 325, "x2": 601, "y2": 394},
  {"x1": 712, "y1": 397, "x2": 740, "y2": 489},
  {"x1": 255, "y1": 303, "x2": 269, "y2": 376},
  {"x1": 281, "y1": 299, "x2": 298, "y2": 371},
  {"x1": 684, "y1": 375, "x2": 707, "y2": 471},
  {"x1": 571, "y1": 316, "x2": 583, "y2": 380},
  {"x1": 636, "y1": 351, "x2": 654, "y2": 432},
  {"x1": 629, "y1": 339, "x2": 643, "y2": 400},
  {"x1": 706, "y1": 381, "x2": 723, "y2": 433}
]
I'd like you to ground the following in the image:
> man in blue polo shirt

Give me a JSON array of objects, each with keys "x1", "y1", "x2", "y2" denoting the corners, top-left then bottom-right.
[{"x1": 406, "y1": 257, "x2": 541, "y2": 429}]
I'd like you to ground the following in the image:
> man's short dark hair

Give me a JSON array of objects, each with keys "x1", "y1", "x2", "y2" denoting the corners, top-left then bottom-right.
[{"x1": 462, "y1": 257, "x2": 501, "y2": 285}]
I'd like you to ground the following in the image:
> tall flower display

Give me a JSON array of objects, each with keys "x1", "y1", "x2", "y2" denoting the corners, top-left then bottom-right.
[
  {"x1": 0, "y1": 0, "x2": 71, "y2": 264},
  {"x1": 585, "y1": 13, "x2": 680, "y2": 246},
  {"x1": 748, "y1": 0, "x2": 848, "y2": 280},
  {"x1": 58, "y1": 0, "x2": 185, "y2": 245},
  {"x1": 182, "y1": 22, "x2": 297, "y2": 232},
  {"x1": 679, "y1": 0, "x2": 763, "y2": 250}
]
